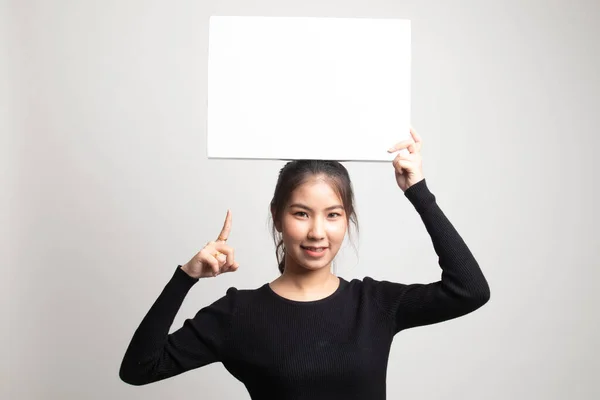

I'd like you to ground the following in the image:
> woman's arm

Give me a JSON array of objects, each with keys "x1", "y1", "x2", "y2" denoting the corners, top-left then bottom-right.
[
  {"x1": 119, "y1": 266, "x2": 237, "y2": 385},
  {"x1": 369, "y1": 179, "x2": 490, "y2": 333}
]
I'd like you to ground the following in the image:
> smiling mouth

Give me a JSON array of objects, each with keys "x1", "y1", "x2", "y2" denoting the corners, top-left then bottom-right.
[
  {"x1": 301, "y1": 246, "x2": 328, "y2": 257},
  {"x1": 301, "y1": 246, "x2": 327, "y2": 251}
]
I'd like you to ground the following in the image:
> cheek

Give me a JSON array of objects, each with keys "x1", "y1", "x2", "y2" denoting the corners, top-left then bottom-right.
[
  {"x1": 328, "y1": 222, "x2": 347, "y2": 238},
  {"x1": 282, "y1": 220, "x2": 305, "y2": 239}
]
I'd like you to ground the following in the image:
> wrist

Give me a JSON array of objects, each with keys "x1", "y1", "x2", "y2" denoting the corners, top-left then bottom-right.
[{"x1": 180, "y1": 263, "x2": 193, "y2": 277}]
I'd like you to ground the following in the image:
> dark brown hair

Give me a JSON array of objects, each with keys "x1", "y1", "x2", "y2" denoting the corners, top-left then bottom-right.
[{"x1": 269, "y1": 160, "x2": 359, "y2": 274}]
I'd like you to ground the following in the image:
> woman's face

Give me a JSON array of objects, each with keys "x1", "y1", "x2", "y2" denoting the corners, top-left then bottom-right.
[{"x1": 276, "y1": 177, "x2": 348, "y2": 272}]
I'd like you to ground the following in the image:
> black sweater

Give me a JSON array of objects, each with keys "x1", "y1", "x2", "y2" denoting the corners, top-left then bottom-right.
[{"x1": 119, "y1": 179, "x2": 490, "y2": 399}]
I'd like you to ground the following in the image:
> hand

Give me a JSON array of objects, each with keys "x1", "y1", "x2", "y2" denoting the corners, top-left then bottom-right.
[
  {"x1": 387, "y1": 126, "x2": 425, "y2": 192},
  {"x1": 181, "y1": 209, "x2": 240, "y2": 279}
]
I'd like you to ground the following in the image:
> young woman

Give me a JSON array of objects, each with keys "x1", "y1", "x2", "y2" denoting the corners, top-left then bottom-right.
[{"x1": 119, "y1": 128, "x2": 490, "y2": 399}]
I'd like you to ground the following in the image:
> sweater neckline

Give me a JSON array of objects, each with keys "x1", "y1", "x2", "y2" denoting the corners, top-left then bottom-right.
[{"x1": 264, "y1": 276, "x2": 348, "y2": 305}]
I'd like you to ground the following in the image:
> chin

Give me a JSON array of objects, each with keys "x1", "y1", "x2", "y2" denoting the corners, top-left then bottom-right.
[
  {"x1": 301, "y1": 263, "x2": 330, "y2": 271},
  {"x1": 298, "y1": 258, "x2": 333, "y2": 271}
]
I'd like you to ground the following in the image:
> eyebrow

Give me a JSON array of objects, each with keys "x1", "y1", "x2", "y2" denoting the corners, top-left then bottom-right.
[{"x1": 288, "y1": 204, "x2": 344, "y2": 212}]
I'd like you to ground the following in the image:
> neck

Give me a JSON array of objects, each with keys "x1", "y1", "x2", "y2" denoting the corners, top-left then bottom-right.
[{"x1": 277, "y1": 257, "x2": 337, "y2": 293}]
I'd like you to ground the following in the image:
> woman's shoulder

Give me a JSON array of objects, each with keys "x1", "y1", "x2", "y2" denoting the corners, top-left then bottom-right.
[
  {"x1": 215, "y1": 276, "x2": 397, "y2": 305},
  {"x1": 214, "y1": 281, "x2": 270, "y2": 301}
]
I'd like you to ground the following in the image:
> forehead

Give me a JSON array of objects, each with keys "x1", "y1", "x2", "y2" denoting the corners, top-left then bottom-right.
[{"x1": 289, "y1": 178, "x2": 341, "y2": 203}]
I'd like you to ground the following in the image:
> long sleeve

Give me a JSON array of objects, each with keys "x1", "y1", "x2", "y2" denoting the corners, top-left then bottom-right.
[
  {"x1": 369, "y1": 179, "x2": 490, "y2": 333},
  {"x1": 119, "y1": 266, "x2": 237, "y2": 385}
]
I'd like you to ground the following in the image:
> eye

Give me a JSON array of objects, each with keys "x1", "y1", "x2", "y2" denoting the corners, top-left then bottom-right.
[{"x1": 293, "y1": 211, "x2": 343, "y2": 218}]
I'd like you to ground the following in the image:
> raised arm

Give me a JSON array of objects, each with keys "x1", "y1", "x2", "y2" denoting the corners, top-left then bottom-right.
[
  {"x1": 119, "y1": 266, "x2": 237, "y2": 385},
  {"x1": 372, "y1": 128, "x2": 490, "y2": 332},
  {"x1": 369, "y1": 179, "x2": 490, "y2": 333},
  {"x1": 119, "y1": 210, "x2": 240, "y2": 385}
]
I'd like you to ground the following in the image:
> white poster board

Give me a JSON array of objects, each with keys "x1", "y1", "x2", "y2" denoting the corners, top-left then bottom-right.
[{"x1": 207, "y1": 16, "x2": 411, "y2": 161}]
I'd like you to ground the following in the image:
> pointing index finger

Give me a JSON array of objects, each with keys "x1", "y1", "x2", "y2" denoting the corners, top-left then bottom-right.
[
  {"x1": 217, "y1": 209, "x2": 232, "y2": 242},
  {"x1": 410, "y1": 126, "x2": 423, "y2": 144}
]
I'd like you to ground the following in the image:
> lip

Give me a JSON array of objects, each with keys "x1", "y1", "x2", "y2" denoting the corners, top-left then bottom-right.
[{"x1": 301, "y1": 246, "x2": 328, "y2": 258}]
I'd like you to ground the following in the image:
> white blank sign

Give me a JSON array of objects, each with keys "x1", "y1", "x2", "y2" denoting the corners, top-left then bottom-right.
[{"x1": 207, "y1": 16, "x2": 411, "y2": 161}]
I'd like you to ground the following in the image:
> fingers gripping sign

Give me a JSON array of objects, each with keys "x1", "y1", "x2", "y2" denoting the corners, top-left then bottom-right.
[{"x1": 387, "y1": 126, "x2": 425, "y2": 192}]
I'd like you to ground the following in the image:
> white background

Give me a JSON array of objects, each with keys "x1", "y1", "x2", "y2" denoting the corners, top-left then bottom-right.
[{"x1": 4, "y1": 0, "x2": 599, "y2": 399}]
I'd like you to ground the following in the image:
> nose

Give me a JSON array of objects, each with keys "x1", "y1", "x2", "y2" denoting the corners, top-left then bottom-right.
[{"x1": 308, "y1": 217, "x2": 326, "y2": 240}]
